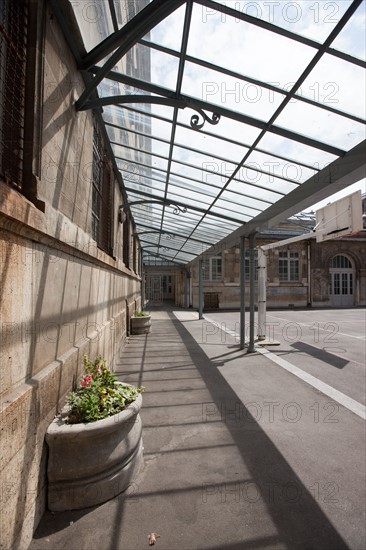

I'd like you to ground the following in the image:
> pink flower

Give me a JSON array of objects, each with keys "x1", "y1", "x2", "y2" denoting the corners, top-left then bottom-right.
[{"x1": 80, "y1": 375, "x2": 93, "y2": 387}]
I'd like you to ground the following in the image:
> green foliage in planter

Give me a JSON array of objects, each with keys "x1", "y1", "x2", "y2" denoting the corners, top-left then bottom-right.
[
  {"x1": 133, "y1": 310, "x2": 150, "y2": 317},
  {"x1": 66, "y1": 355, "x2": 143, "y2": 424}
]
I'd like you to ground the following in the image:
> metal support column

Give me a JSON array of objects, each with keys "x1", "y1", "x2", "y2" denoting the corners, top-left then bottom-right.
[
  {"x1": 184, "y1": 269, "x2": 189, "y2": 308},
  {"x1": 240, "y1": 236, "x2": 246, "y2": 350},
  {"x1": 257, "y1": 247, "x2": 267, "y2": 340},
  {"x1": 247, "y1": 233, "x2": 256, "y2": 353},
  {"x1": 140, "y1": 252, "x2": 145, "y2": 309},
  {"x1": 198, "y1": 259, "x2": 204, "y2": 320}
]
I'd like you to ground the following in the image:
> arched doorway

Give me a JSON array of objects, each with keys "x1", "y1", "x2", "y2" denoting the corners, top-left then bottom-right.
[{"x1": 329, "y1": 255, "x2": 355, "y2": 307}]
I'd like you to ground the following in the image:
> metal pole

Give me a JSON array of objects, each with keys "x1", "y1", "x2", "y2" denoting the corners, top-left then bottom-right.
[
  {"x1": 240, "y1": 236, "x2": 246, "y2": 349},
  {"x1": 184, "y1": 269, "x2": 188, "y2": 308},
  {"x1": 141, "y1": 251, "x2": 145, "y2": 309},
  {"x1": 257, "y1": 247, "x2": 267, "y2": 340},
  {"x1": 199, "y1": 259, "x2": 204, "y2": 320},
  {"x1": 248, "y1": 233, "x2": 256, "y2": 353}
]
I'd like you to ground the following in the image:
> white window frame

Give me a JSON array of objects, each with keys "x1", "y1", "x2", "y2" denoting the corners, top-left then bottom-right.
[
  {"x1": 203, "y1": 255, "x2": 222, "y2": 281},
  {"x1": 279, "y1": 250, "x2": 299, "y2": 282}
]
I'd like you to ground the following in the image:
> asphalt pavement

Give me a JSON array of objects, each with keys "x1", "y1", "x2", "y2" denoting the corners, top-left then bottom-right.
[{"x1": 30, "y1": 307, "x2": 366, "y2": 550}]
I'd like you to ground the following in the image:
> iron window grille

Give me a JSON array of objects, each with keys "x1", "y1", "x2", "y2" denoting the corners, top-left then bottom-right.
[
  {"x1": 92, "y1": 118, "x2": 113, "y2": 254},
  {"x1": 0, "y1": 0, "x2": 27, "y2": 189}
]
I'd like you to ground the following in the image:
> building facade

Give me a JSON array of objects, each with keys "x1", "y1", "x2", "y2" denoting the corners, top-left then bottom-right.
[
  {"x1": 173, "y1": 225, "x2": 366, "y2": 310},
  {"x1": 0, "y1": 1, "x2": 148, "y2": 547}
]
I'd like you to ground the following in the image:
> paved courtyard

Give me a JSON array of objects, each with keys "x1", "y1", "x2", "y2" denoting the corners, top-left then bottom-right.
[{"x1": 31, "y1": 307, "x2": 366, "y2": 550}]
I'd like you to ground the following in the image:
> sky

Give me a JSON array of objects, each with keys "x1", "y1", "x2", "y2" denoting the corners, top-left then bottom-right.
[
  {"x1": 71, "y1": 0, "x2": 365, "y2": 250},
  {"x1": 147, "y1": 0, "x2": 366, "y2": 215}
]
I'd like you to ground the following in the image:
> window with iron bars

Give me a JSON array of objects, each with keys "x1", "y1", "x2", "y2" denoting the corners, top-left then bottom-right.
[
  {"x1": 92, "y1": 119, "x2": 113, "y2": 254},
  {"x1": 279, "y1": 250, "x2": 299, "y2": 282},
  {"x1": 0, "y1": 0, "x2": 27, "y2": 189}
]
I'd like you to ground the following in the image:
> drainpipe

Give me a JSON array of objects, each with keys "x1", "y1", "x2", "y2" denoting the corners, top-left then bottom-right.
[
  {"x1": 257, "y1": 247, "x2": 267, "y2": 340},
  {"x1": 240, "y1": 236, "x2": 246, "y2": 350},
  {"x1": 247, "y1": 233, "x2": 256, "y2": 353}
]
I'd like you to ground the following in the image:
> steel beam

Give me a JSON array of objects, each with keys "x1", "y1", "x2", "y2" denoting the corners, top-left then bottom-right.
[{"x1": 92, "y1": 71, "x2": 345, "y2": 156}]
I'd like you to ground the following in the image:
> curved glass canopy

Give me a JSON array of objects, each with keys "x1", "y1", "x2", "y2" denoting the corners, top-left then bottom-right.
[{"x1": 53, "y1": 0, "x2": 365, "y2": 265}]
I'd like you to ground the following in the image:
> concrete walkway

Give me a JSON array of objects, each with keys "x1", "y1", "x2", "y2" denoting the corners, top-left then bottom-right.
[{"x1": 30, "y1": 308, "x2": 366, "y2": 550}]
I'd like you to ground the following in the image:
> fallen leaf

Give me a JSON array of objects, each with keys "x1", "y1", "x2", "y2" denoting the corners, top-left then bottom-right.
[{"x1": 148, "y1": 532, "x2": 161, "y2": 546}]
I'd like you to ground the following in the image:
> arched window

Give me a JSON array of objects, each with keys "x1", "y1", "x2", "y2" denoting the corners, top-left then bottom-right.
[{"x1": 330, "y1": 255, "x2": 352, "y2": 269}]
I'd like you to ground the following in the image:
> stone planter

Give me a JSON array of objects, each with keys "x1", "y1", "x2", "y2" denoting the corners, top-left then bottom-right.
[
  {"x1": 46, "y1": 394, "x2": 143, "y2": 511},
  {"x1": 130, "y1": 314, "x2": 151, "y2": 335}
]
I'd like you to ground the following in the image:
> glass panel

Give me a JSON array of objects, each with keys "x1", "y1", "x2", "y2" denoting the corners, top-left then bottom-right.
[
  {"x1": 71, "y1": 1, "x2": 115, "y2": 51},
  {"x1": 227, "y1": 180, "x2": 280, "y2": 204},
  {"x1": 218, "y1": 190, "x2": 268, "y2": 213},
  {"x1": 174, "y1": 122, "x2": 249, "y2": 162},
  {"x1": 117, "y1": 0, "x2": 152, "y2": 28},
  {"x1": 145, "y1": 3, "x2": 185, "y2": 51},
  {"x1": 234, "y1": 169, "x2": 299, "y2": 195},
  {"x1": 275, "y1": 101, "x2": 366, "y2": 150},
  {"x1": 329, "y1": 273, "x2": 332, "y2": 295},
  {"x1": 331, "y1": 2, "x2": 366, "y2": 61},
  {"x1": 188, "y1": 4, "x2": 315, "y2": 85},
  {"x1": 97, "y1": 78, "x2": 150, "y2": 99},
  {"x1": 211, "y1": 202, "x2": 255, "y2": 221},
  {"x1": 181, "y1": 61, "x2": 285, "y2": 121},
  {"x1": 290, "y1": 259, "x2": 299, "y2": 281},
  {"x1": 246, "y1": 150, "x2": 317, "y2": 184},
  {"x1": 279, "y1": 257, "x2": 288, "y2": 281},
  {"x1": 166, "y1": 190, "x2": 213, "y2": 209},
  {"x1": 350, "y1": 273, "x2": 353, "y2": 294},
  {"x1": 172, "y1": 145, "x2": 240, "y2": 176},
  {"x1": 259, "y1": 133, "x2": 338, "y2": 169},
  {"x1": 301, "y1": 55, "x2": 366, "y2": 119},
  {"x1": 334, "y1": 273, "x2": 340, "y2": 294},
  {"x1": 210, "y1": 0, "x2": 353, "y2": 43},
  {"x1": 166, "y1": 174, "x2": 217, "y2": 198},
  {"x1": 342, "y1": 273, "x2": 348, "y2": 294},
  {"x1": 106, "y1": 125, "x2": 170, "y2": 157}
]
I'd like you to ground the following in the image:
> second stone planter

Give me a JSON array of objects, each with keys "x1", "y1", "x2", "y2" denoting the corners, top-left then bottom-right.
[{"x1": 130, "y1": 314, "x2": 151, "y2": 335}]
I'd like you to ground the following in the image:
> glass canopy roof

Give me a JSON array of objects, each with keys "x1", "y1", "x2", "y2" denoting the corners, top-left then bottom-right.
[{"x1": 55, "y1": 0, "x2": 365, "y2": 265}]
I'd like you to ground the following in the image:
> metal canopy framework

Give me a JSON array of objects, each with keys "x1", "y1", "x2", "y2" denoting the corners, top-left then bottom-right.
[{"x1": 56, "y1": 0, "x2": 365, "y2": 265}]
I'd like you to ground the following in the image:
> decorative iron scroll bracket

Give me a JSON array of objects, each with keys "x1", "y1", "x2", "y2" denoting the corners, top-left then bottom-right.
[
  {"x1": 190, "y1": 108, "x2": 221, "y2": 131},
  {"x1": 123, "y1": 199, "x2": 188, "y2": 216},
  {"x1": 78, "y1": 93, "x2": 221, "y2": 132},
  {"x1": 173, "y1": 205, "x2": 187, "y2": 215}
]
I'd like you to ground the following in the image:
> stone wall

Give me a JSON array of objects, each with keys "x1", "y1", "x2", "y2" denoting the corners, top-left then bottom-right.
[
  {"x1": 0, "y1": 4, "x2": 141, "y2": 548},
  {"x1": 187, "y1": 237, "x2": 364, "y2": 310},
  {"x1": 310, "y1": 239, "x2": 366, "y2": 306}
]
